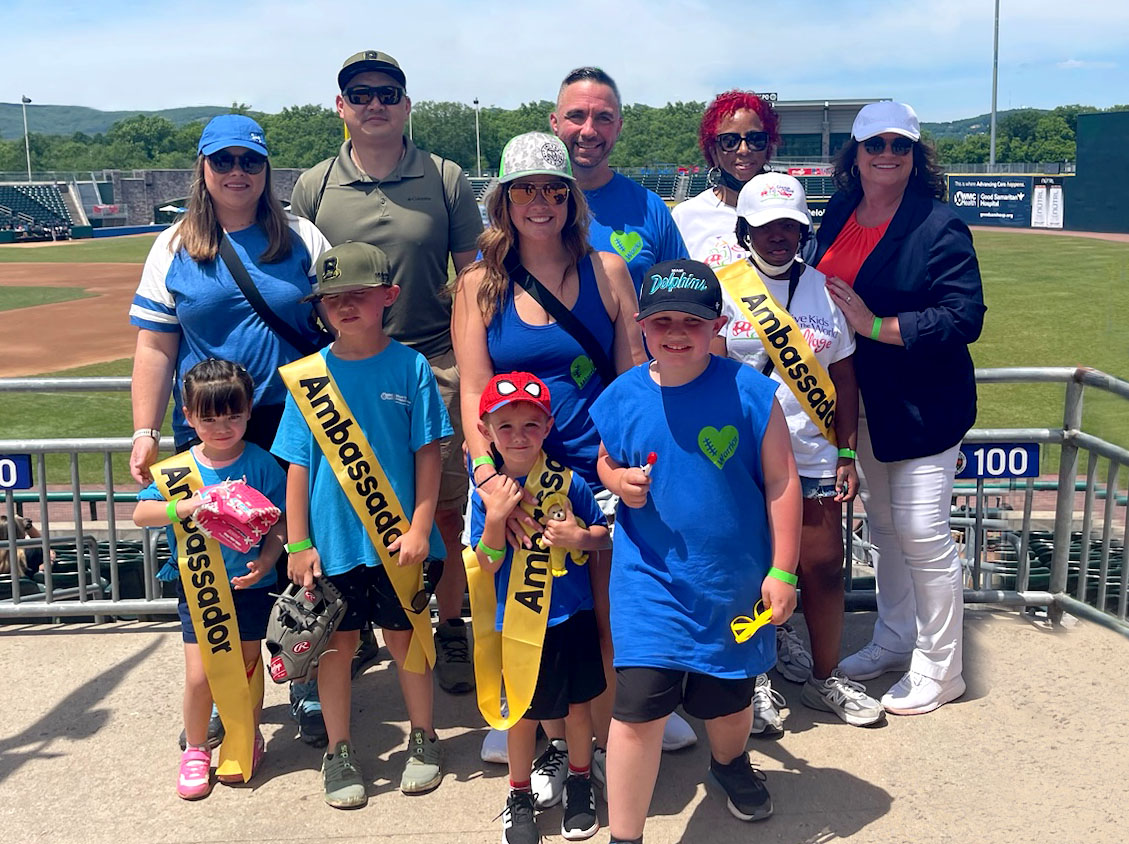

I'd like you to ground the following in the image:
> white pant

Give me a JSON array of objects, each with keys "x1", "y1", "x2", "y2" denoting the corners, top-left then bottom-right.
[{"x1": 857, "y1": 415, "x2": 964, "y2": 680}]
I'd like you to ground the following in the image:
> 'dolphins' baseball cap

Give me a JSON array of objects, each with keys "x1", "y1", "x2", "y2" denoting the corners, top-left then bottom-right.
[
  {"x1": 479, "y1": 372, "x2": 553, "y2": 419},
  {"x1": 851, "y1": 101, "x2": 921, "y2": 142},
  {"x1": 197, "y1": 114, "x2": 269, "y2": 157},
  {"x1": 736, "y1": 172, "x2": 812, "y2": 228},
  {"x1": 497, "y1": 132, "x2": 573, "y2": 183},
  {"x1": 637, "y1": 260, "x2": 723, "y2": 321},
  {"x1": 304, "y1": 242, "x2": 392, "y2": 301},
  {"x1": 338, "y1": 50, "x2": 406, "y2": 90}
]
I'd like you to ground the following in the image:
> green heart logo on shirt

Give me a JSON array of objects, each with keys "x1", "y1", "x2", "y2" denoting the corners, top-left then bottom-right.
[
  {"x1": 570, "y1": 355, "x2": 595, "y2": 389},
  {"x1": 698, "y1": 425, "x2": 739, "y2": 470},
  {"x1": 609, "y1": 230, "x2": 643, "y2": 262}
]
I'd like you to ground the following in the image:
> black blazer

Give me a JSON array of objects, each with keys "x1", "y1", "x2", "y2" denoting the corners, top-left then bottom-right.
[{"x1": 813, "y1": 189, "x2": 986, "y2": 462}]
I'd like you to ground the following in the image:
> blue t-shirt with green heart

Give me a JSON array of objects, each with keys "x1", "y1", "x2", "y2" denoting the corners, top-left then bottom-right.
[
  {"x1": 583, "y1": 173, "x2": 688, "y2": 296},
  {"x1": 590, "y1": 355, "x2": 780, "y2": 678}
]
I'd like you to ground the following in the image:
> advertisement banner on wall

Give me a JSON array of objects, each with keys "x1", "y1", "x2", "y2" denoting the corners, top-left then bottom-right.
[
  {"x1": 948, "y1": 176, "x2": 1033, "y2": 227},
  {"x1": 1031, "y1": 176, "x2": 1064, "y2": 228}
]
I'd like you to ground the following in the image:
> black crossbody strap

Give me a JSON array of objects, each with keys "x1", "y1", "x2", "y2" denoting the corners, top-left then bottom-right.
[
  {"x1": 505, "y1": 253, "x2": 617, "y2": 387},
  {"x1": 218, "y1": 235, "x2": 321, "y2": 357},
  {"x1": 759, "y1": 260, "x2": 804, "y2": 379}
]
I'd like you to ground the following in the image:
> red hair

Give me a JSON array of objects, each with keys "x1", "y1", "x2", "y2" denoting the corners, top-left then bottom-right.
[{"x1": 698, "y1": 90, "x2": 781, "y2": 168}]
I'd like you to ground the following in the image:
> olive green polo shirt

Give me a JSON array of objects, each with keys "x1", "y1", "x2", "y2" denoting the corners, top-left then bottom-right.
[{"x1": 291, "y1": 138, "x2": 483, "y2": 359}]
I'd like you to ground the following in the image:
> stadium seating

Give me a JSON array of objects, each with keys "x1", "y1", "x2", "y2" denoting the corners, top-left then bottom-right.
[{"x1": 0, "y1": 184, "x2": 73, "y2": 227}]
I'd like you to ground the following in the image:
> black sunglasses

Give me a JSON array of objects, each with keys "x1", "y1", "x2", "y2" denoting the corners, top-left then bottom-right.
[
  {"x1": 344, "y1": 84, "x2": 405, "y2": 106},
  {"x1": 205, "y1": 150, "x2": 267, "y2": 175},
  {"x1": 507, "y1": 181, "x2": 570, "y2": 206},
  {"x1": 716, "y1": 131, "x2": 769, "y2": 153},
  {"x1": 407, "y1": 557, "x2": 444, "y2": 614},
  {"x1": 862, "y1": 136, "x2": 915, "y2": 156}
]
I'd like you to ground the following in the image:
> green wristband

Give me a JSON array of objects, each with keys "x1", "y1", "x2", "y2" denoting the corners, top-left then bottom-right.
[
  {"x1": 472, "y1": 455, "x2": 496, "y2": 470},
  {"x1": 476, "y1": 539, "x2": 505, "y2": 562},
  {"x1": 767, "y1": 567, "x2": 799, "y2": 586},
  {"x1": 285, "y1": 537, "x2": 313, "y2": 553},
  {"x1": 870, "y1": 316, "x2": 882, "y2": 341},
  {"x1": 166, "y1": 499, "x2": 180, "y2": 524},
  {"x1": 837, "y1": 448, "x2": 857, "y2": 460}
]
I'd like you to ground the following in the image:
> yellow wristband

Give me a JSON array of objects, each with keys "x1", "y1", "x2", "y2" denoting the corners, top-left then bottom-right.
[{"x1": 767, "y1": 567, "x2": 798, "y2": 586}]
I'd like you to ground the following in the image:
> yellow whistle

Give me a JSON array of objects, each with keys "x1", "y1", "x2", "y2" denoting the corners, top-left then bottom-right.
[{"x1": 730, "y1": 600, "x2": 774, "y2": 643}]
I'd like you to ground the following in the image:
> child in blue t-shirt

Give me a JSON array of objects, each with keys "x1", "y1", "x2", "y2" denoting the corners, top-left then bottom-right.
[
  {"x1": 271, "y1": 242, "x2": 452, "y2": 810},
  {"x1": 470, "y1": 371, "x2": 609, "y2": 843},
  {"x1": 133, "y1": 358, "x2": 286, "y2": 800},
  {"x1": 589, "y1": 260, "x2": 802, "y2": 843}
]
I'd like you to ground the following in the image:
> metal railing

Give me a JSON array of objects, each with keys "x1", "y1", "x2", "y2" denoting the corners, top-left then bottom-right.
[{"x1": 2, "y1": 368, "x2": 1127, "y2": 636}]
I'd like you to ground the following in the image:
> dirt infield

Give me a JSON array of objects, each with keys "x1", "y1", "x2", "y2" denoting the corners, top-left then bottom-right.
[{"x1": 0, "y1": 261, "x2": 139, "y2": 377}]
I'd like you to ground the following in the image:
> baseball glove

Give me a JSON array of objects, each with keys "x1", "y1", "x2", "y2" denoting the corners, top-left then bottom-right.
[
  {"x1": 193, "y1": 478, "x2": 281, "y2": 554},
  {"x1": 265, "y1": 578, "x2": 348, "y2": 684}
]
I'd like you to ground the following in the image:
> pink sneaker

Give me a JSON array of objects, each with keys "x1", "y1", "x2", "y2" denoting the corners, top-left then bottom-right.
[
  {"x1": 217, "y1": 731, "x2": 266, "y2": 784},
  {"x1": 177, "y1": 747, "x2": 212, "y2": 800}
]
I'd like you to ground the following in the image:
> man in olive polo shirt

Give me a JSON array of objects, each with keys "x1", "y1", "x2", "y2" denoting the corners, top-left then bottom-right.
[{"x1": 291, "y1": 50, "x2": 483, "y2": 695}]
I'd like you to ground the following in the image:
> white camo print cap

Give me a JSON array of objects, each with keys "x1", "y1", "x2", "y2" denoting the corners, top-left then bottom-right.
[{"x1": 497, "y1": 132, "x2": 574, "y2": 183}]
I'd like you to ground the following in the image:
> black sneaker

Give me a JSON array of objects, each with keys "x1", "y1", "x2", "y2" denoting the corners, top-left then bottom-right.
[
  {"x1": 705, "y1": 754, "x2": 773, "y2": 821},
  {"x1": 434, "y1": 618, "x2": 475, "y2": 694},
  {"x1": 351, "y1": 625, "x2": 383, "y2": 678},
  {"x1": 178, "y1": 704, "x2": 224, "y2": 750},
  {"x1": 500, "y1": 789, "x2": 540, "y2": 844},
  {"x1": 561, "y1": 774, "x2": 599, "y2": 840},
  {"x1": 289, "y1": 680, "x2": 328, "y2": 747}
]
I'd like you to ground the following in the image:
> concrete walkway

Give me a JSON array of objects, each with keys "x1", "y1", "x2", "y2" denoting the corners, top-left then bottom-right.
[{"x1": 1, "y1": 609, "x2": 1126, "y2": 844}]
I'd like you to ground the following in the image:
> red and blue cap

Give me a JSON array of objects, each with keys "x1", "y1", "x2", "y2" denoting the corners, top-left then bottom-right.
[{"x1": 479, "y1": 372, "x2": 552, "y2": 419}]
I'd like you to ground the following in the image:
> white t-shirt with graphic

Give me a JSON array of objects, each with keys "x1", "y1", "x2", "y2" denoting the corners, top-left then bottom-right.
[
  {"x1": 671, "y1": 189, "x2": 748, "y2": 269},
  {"x1": 720, "y1": 262, "x2": 855, "y2": 478}
]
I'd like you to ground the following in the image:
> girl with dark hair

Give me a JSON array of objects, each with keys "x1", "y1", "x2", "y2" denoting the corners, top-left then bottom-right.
[{"x1": 814, "y1": 101, "x2": 985, "y2": 716}]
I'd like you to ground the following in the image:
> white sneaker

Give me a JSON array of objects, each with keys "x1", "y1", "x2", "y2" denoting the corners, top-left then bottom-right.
[
  {"x1": 882, "y1": 671, "x2": 966, "y2": 715},
  {"x1": 750, "y1": 674, "x2": 785, "y2": 738},
  {"x1": 662, "y1": 710, "x2": 697, "y2": 751},
  {"x1": 838, "y1": 641, "x2": 912, "y2": 681},
  {"x1": 480, "y1": 726, "x2": 508, "y2": 764},
  {"x1": 801, "y1": 669, "x2": 885, "y2": 726},
  {"x1": 530, "y1": 738, "x2": 569, "y2": 808},
  {"x1": 775, "y1": 623, "x2": 813, "y2": 683}
]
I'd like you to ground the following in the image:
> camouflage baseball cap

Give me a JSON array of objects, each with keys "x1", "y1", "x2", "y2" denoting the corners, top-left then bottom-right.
[
  {"x1": 304, "y1": 242, "x2": 392, "y2": 301},
  {"x1": 497, "y1": 132, "x2": 573, "y2": 183}
]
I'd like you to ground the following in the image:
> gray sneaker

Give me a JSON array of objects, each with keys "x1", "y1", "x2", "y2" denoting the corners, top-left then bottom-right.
[
  {"x1": 750, "y1": 674, "x2": 785, "y2": 738},
  {"x1": 434, "y1": 619, "x2": 475, "y2": 694},
  {"x1": 322, "y1": 740, "x2": 367, "y2": 809},
  {"x1": 401, "y1": 727, "x2": 442, "y2": 794},
  {"x1": 801, "y1": 670, "x2": 885, "y2": 726}
]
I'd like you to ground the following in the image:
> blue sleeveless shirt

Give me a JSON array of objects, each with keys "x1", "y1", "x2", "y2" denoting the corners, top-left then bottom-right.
[{"x1": 486, "y1": 253, "x2": 614, "y2": 487}]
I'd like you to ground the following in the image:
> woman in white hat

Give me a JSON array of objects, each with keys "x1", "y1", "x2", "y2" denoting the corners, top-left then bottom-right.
[
  {"x1": 813, "y1": 101, "x2": 985, "y2": 715},
  {"x1": 713, "y1": 172, "x2": 886, "y2": 729}
]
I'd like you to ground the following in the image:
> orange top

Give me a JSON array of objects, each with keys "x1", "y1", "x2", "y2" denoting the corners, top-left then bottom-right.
[{"x1": 815, "y1": 210, "x2": 891, "y2": 287}]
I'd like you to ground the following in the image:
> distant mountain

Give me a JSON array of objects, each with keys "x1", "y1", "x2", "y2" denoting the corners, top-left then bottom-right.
[
  {"x1": 0, "y1": 103, "x2": 230, "y2": 139},
  {"x1": 921, "y1": 109, "x2": 1048, "y2": 140}
]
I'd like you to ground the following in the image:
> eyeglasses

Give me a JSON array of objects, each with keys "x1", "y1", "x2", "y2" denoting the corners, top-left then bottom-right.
[
  {"x1": 205, "y1": 150, "x2": 267, "y2": 175},
  {"x1": 343, "y1": 84, "x2": 405, "y2": 106},
  {"x1": 507, "y1": 181, "x2": 570, "y2": 206},
  {"x1": 716, "y1": 131, "x2": 769, "y2": 153},
  {"x1": 861, "y1": 136, "x2": 915, "y2": 156},
  {"x1": 406, "y1": 558, "x2": 444, "y2": 614}
]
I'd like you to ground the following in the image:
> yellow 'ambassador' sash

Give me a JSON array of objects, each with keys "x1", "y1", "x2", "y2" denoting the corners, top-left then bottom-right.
[
  {"x1": 279, "y1": 353, "x2": 436, "y2": 674},
  {"x1": 464, "y1": 452, "x2": 570, "y2": 730},
  {"x1": 154, "y1": 452, "x2": 257, "y2": 782},
  {"x1": 716, "y1": 260, "x2": 838, "y2": 446}
]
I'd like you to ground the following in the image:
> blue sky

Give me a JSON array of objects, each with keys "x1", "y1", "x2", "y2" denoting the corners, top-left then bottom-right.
[{"x1": 5, "y1": 0, "x2": 1127, "y2": 122}]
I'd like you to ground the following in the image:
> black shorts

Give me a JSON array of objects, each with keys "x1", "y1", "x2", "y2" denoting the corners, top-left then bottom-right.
[
  {"x1": 177, "y1": 583, "x2": 275, "y2": 644},
  {"x1": 613, "y1": 666, "x2": 757, "y2": 722},
  {"x1": 522, "y1": 610, "x2": 606, "y2": 722},
  {"x1": 325, "y1": 558, "x2": 443, "y2": 632}
]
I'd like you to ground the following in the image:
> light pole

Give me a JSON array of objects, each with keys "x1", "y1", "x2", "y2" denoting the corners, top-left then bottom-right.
[
  {"x1": 989, "y1": 0, "x2": 999, "y2": 168},
  {"x1": 473, "y1": 98, "x2": 482, "y2": 177},
  {"x1": 21, "y1": 95, "x2": 32, "y2": 182}
]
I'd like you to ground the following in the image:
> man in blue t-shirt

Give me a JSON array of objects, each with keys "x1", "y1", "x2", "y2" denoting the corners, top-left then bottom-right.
[{"x1": 550, "y1": 67, "x2": 687, "y2": 295}]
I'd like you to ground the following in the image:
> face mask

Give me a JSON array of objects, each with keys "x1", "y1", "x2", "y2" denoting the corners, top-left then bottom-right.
[{"x1": 749, "y1": 248, "x2": 797, "y2": 278}]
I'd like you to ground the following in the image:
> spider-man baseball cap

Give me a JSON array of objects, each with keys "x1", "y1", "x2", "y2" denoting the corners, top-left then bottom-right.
[{"x1": 479, "y1": 372, "x2": 552, "y2": 418}]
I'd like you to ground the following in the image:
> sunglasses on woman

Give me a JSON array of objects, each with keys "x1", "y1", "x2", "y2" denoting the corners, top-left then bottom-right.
[
  {"x1": 507, "y1": 181, "x2": 571, "y2": 206},
  {"x1": 716, "y1": 131, "x2": 769, "y2": 153},
  {"x1": 344, "y1": 84, "x2": 405, "y2": 106},
  {"x1": 205, "y1": 150, "x2": 267, "y2": 175},
  {"x1": 861, "y1": 136, "x2": 915, "y2": 156}
]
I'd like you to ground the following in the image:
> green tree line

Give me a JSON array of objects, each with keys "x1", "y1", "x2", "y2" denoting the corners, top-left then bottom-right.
[{"x1": 1, "y1": 101, "x2": 1123, "y2": 175}]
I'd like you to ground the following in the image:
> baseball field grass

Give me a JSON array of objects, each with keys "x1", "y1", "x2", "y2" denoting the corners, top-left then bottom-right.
[
  {"x1": 0, "y1": 229, "x2": 1126, "y2": 486},
  {"x1": 0, "y1": 285, "x2": 92, "y2": 312},
  {"x1": 0, "y1": 233, "x2": 156, "y2": 263}
]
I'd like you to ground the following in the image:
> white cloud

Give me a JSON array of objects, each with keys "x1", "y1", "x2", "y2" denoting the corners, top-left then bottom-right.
[{"x1": 1057, "y1": 59, "x2": 1117, "y2": 70}]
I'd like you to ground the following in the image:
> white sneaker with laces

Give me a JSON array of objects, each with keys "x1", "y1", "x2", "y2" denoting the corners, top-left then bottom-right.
[
  {"x1": 662, "y1": 710, "x2": 697, "y2": 750},
  {"x1": 775, "y1": 623, "x2": 813, "y2": 683},
  {"x1": 801, "y1": 669, "x2": 885, "y2": 726},
  {"x1": 480, "y1": 726, "x2": 508, "y2": 764},
  {"x1": 750, "y1": 674, "x2": 785, "y2": 738},
  {"x1": 530, "y1": 739, "x2": 569, "y2": 808},
  {"x1": 838, "y1": 641, "x2": 912, "y2": 681},
  {"x1": 881, "y1": 671, "x2": 966, "y2": 715}
]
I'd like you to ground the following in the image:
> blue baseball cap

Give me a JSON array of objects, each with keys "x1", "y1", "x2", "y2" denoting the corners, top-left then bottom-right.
[{"x1": 197, "y1": 114, "x2": 269, "y2": 157}]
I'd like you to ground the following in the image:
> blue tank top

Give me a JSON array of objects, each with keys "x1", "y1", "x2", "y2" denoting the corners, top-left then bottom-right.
[{"x1": 486, "y1": 253, "x2": 614, "y2": 487}]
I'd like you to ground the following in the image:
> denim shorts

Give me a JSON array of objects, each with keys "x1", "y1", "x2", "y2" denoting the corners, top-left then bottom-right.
[{"x1": 801, "y1": 476, "x2": 839, "y2": 500}]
